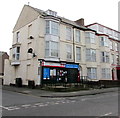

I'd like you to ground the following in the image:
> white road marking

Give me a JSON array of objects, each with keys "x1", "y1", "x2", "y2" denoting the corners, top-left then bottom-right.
[
  {"x1": 103, "y1": 112, "x2": 112, "y2": 116},
  {"x1": 21, "y1": 104, "x2": 31, "y2": 107},
  {"x1": 54, "y1": 102, "x2": 59, "y2": 104},
  {"x1": 34, "y1": 103, "x2": 44, "y2": 106},
  {"x1": 7, "y1": 106, "x2": 20, "y2": 111},
  {"x1": 1, "y1": 99, "x2": 76, "y2": 111},
  {"x1": 1, "y1": 106, "x2": 20, "y2": 111},
  {"x1": 71, "y1": 100, "x2": 76, "y2": 103},
  {"x1": 100, "y1": 112, "x2": 112, "y2": 117}
]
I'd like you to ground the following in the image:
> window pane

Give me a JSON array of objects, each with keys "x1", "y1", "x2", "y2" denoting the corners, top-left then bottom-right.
[
  {"x1": 46, "y1": 21, "x2": 50, "y2": 34},
  {"x1": 51, "y1": 21, "x2": 59, "y2": 36},
  {"x1": 85, "y1": 32, "x2": 95, "y2": 44},
  {"x1": 76, "y1": 30, "x2": 80, "y2": 42},
  {"x1": 66, "y1": 27, "x2": 72, "y2": 40},
  {"x1": 102, "y1": 68, "x2": 110, "y2": 79},
  {"x1": 16, "y1": 32, "x2": 20, "y2": 42},
  {"x1": 51, "y1": 42, "x2": 58, "y2": 57},
  {"x1": 87, "y1": 68, "x2": 97, "y2": 79},
  {"x1": 86, "y1": 49, "x2": 96, "y2": 62},
  {"x1": 76, "y1": 47, "x2": 81, "y2": 60},
  {"x1": 66, "y1": 45, "x2": 72, "y2": 59},
  {"x1": 45, "y1": 41, "x2": 49, "y2": 56}
]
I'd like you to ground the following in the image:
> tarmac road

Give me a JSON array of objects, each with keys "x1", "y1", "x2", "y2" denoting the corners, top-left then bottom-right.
[{"x1": 2, "y1": 89, "x2": 119, "y2": 117}]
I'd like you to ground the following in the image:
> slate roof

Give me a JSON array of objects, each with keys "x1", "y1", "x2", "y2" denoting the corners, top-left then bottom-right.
[{"x1": 28, "y1": 5, "x2": 88, "y2": 30}]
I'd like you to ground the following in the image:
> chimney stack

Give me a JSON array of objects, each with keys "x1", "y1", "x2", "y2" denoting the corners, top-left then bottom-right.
[{"x1": 75, "y1": 18, "x2": 84, "y2": 26}]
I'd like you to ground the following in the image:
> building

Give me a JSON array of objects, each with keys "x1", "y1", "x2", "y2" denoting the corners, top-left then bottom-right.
[
  {"x1": 0, "y1": 51, "x2": 9, "y2": 81},
  {"x1": 4, "y1": 5, "x2": 120, "y2": 86},
  {"x1": 86, "y1": 23, "x2": 120, "y2": 80}
]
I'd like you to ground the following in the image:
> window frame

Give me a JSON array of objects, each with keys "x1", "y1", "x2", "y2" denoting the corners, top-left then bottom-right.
[
  {"x1": 76, "y1": 29, "x2": 81, "y2": 43},
  {"x1": 85, "y1": 32, "x2": 95, "y2": 44},
  {"x1": 66, "y1": 27, "x2": 72, "y2": 41},
  {"x1": 46, "y1": 20, "x2": 59, "y2": 36},
  {"x1": 101, "y1": 51, "x2": 109, "y2": 63},
  {"x1": 76, "y1": 47, "x2": 81, "y2": 61},
  {"x1": 66, "y1": 44, "x2": 72, "y2": 60},
  {"x1": 87, "y1": 67, "x2": 97, "y2": 79},
  {"x1": 86, "y1": 48, "x2": 96, "y2": 62},
  {"x1": 101, "y1": 68, "x2": 110, "y2": 79}
]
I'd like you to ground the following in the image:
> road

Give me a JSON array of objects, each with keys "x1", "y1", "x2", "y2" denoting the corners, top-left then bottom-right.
[{"x1": 2, "y1": 89, "x2": 119, "y2": 117}]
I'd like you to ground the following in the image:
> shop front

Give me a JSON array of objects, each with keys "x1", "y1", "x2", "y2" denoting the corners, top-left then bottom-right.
[{"x1": 39, "y1": 61, "x2": 80, "y2": 84}]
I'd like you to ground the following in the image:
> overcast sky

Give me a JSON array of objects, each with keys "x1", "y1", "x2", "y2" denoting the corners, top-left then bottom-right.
[{"x1": 0, "y1": 0, "x2": 119, "y2": 53}]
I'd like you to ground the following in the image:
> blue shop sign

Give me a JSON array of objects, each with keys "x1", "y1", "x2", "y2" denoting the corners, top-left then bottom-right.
[
  {"x1": 43, "y1": 68, "x2": 50, "y2": 80},
  {"x1": 65, "y1": 64, "x2": 79, "y2": 69}
]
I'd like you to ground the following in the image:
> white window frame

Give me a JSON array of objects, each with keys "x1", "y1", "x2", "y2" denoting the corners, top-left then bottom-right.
[
  {"x1": 86, "y1": 48, "x2": 96, "y2": 62},
  {"x1": 110, "y1": 40, "x2": 113, "y2": 50},
  {"x1": 76, "y1": 30, "x2": 80, "y2": 42},
  {"x1": 66, "y1": 44, "x2": 72, "y2": 60},
  {"x1": 100, "y1": 36, "x2": 109, "y2": 47},
  {"x1": 13, "y1": 47, "x2": 20, "y2": 60},
  {"x1": 85, "y1": 32, "x2": 95, "y2": 44},
  {"x1": 98, "y1": 25, "x2": 104, "y2": 33},
  {"x1": 87, "y1": 68, "x2": 97, "y2": 79},
  {"x1": 101, "y1": 68, "x2": 110, "y2": 79},
  {"x1": 101, "y1": 52, "x2": 109, "y2": 63},
  {"x1": 111, "y1": 54, "x2": 114, "y2": 64},
  {"x1": 45, "y1": 41, "x2": 59, "y2": 57},
  {"x1": 46, "y1": 20, "x2": 59, "y2": 36},
  {"x1": 16, "y1": 32, "x2": 20, "y2": 42},
  {"x1": 66, "y1": 27, "x2": 72, "y2": 41},
  {"x1": 115, "y1": 43, "x2": 118, "y2": 51},
  {"x1": 76, "y1": 47, "x2": 81, "y2": 61}
]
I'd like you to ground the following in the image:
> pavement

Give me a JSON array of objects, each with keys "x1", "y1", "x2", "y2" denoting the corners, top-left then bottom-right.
[{"x1": 2, "y1": 85, "x2": 119, "y2": 98}]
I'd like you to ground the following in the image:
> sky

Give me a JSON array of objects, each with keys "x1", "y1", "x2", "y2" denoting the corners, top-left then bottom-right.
[{"x1": 0, "y1": 0, "x2": 119, "y2": 54}]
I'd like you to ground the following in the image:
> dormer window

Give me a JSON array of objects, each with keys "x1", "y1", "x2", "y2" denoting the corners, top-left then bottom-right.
[{"x1": 46, "y1": 9, "x2": 57, "y2": 17}]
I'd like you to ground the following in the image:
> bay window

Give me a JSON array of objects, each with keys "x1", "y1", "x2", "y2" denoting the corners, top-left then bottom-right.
[
  {"x1": 45, "y1": 41, "x2": 59, "y2": 57},
  {"x1": 46, "y1": 20, "x2": 59, "y2": 36},
  {"x1": 13, "y1": 47, "x2": 20, "y2": 60}
]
